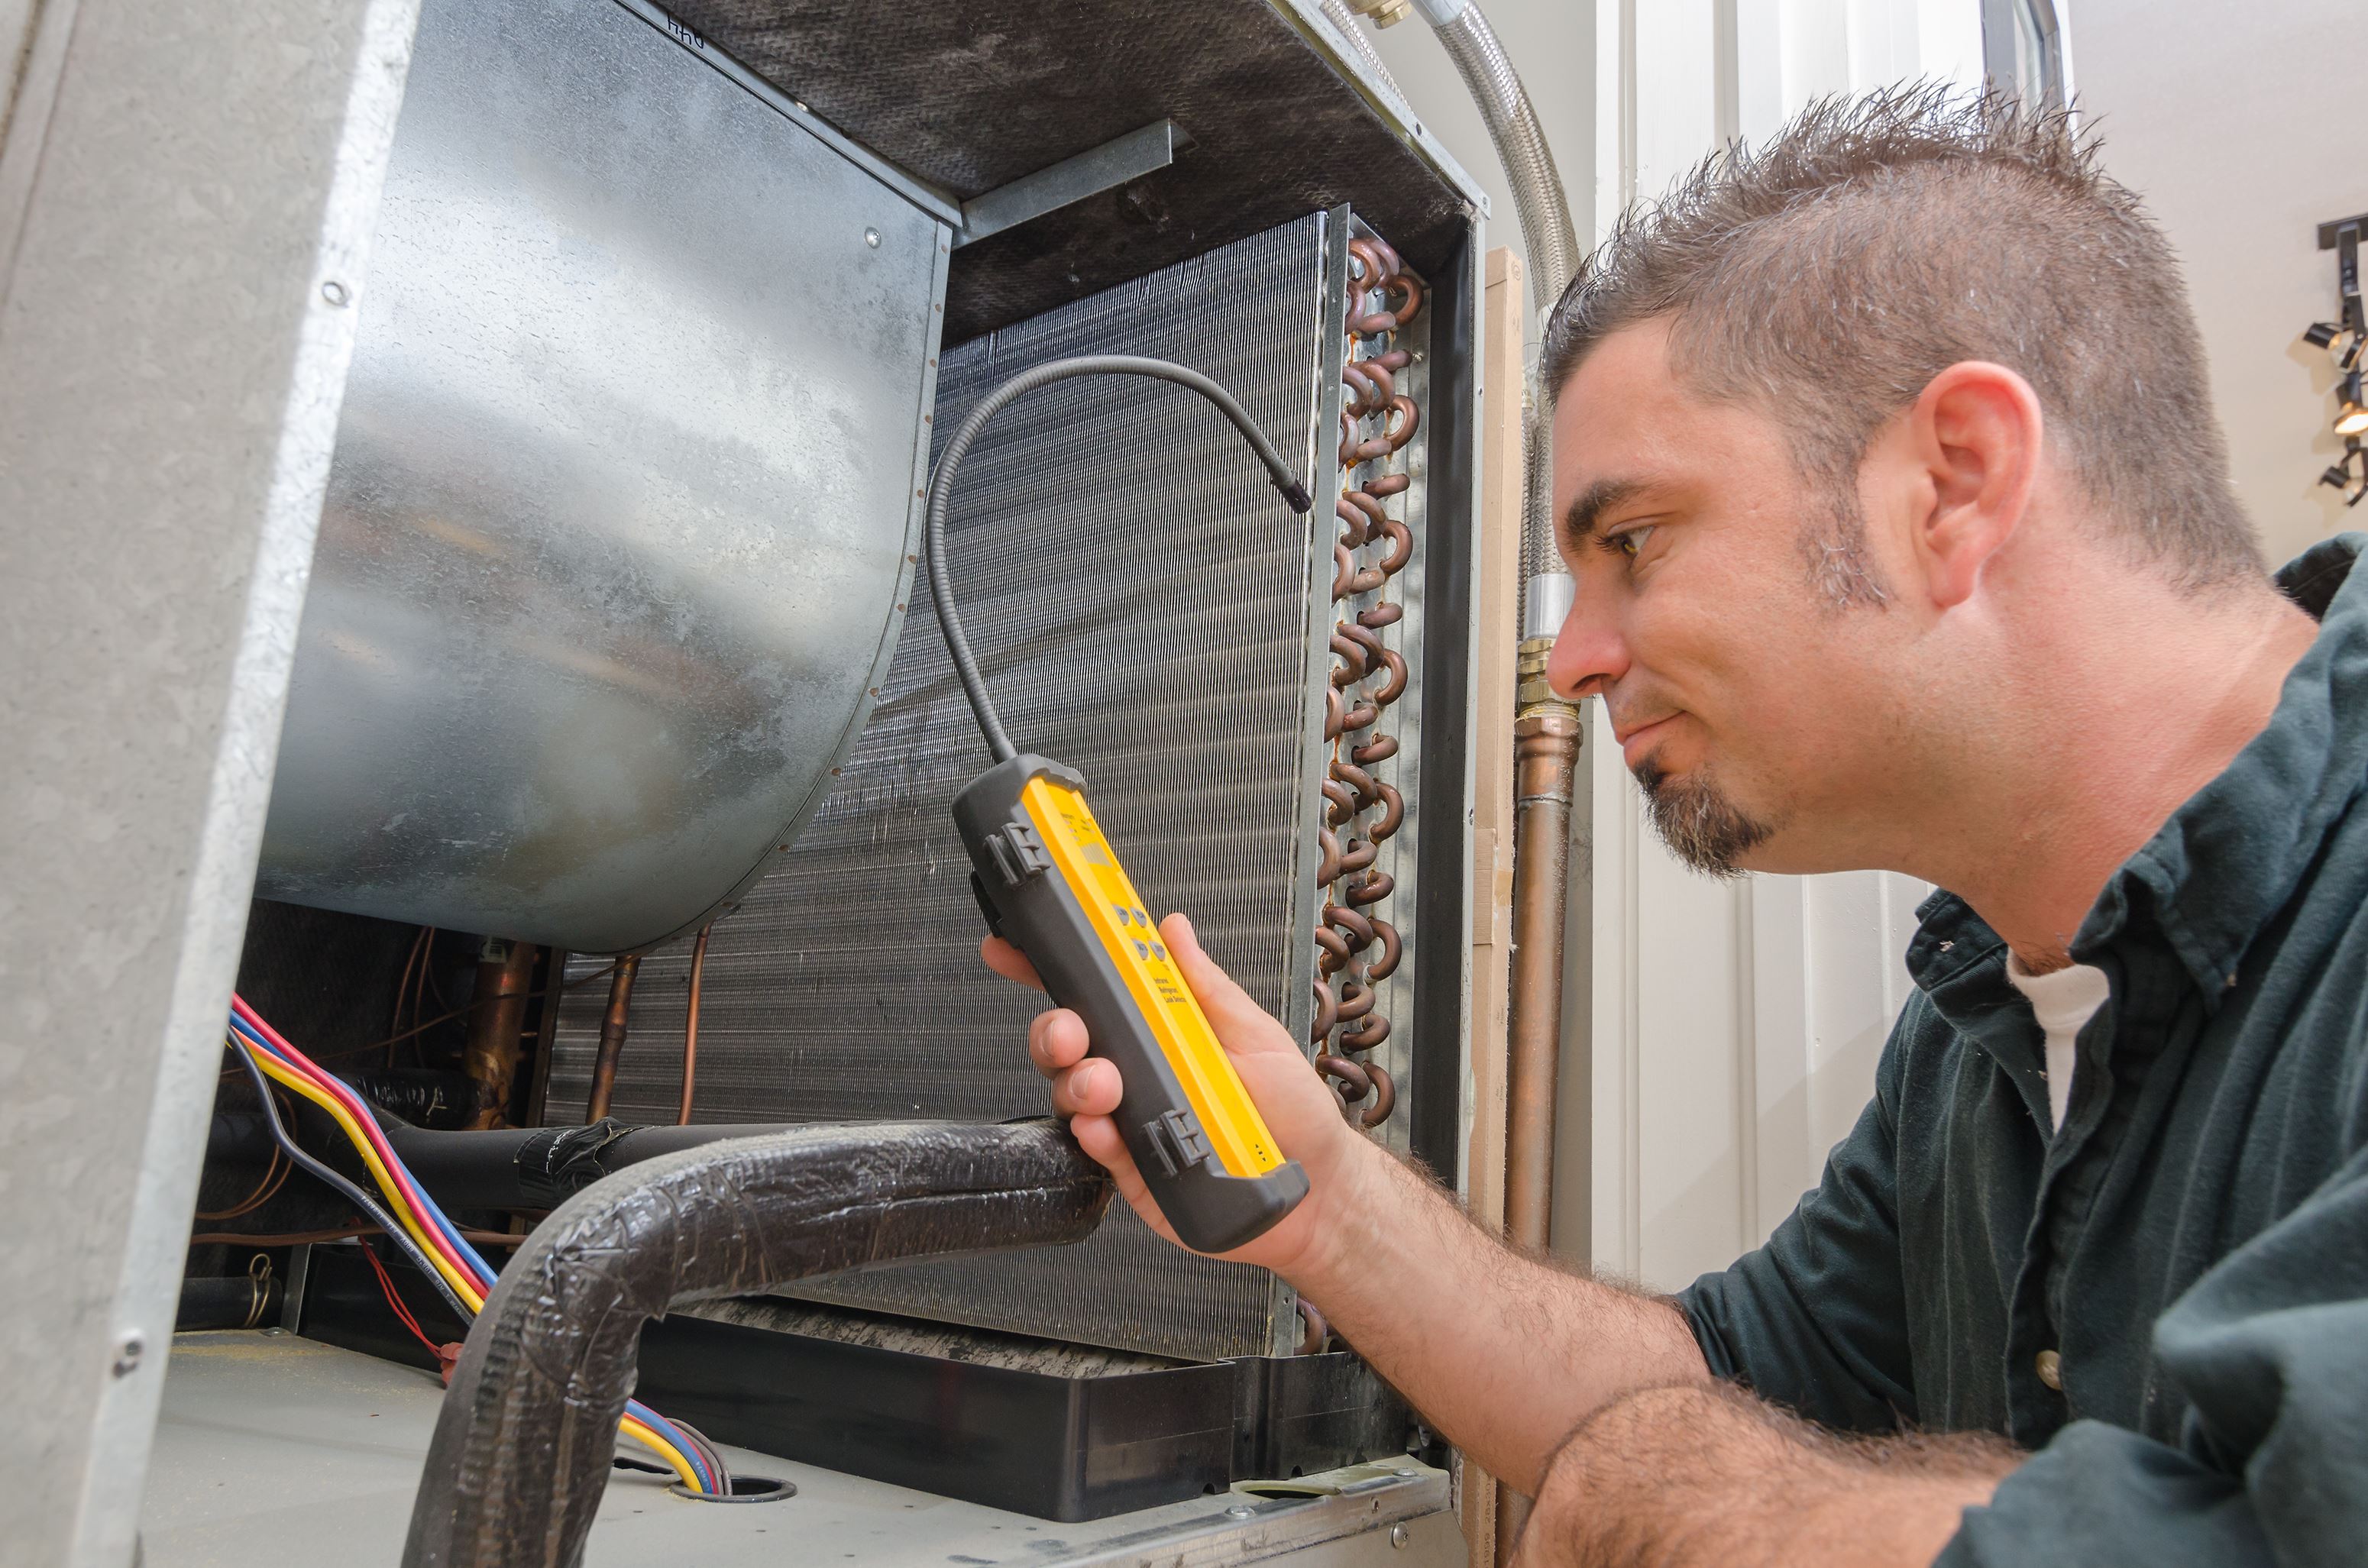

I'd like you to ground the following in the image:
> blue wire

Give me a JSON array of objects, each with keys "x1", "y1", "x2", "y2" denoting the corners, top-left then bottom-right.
[
  {"x1": 228, "y1": 1015, "x2": 502, "y2": 1289},
  {"x1": 225, "y1": 1007, "x2": 718, "y2": 1492}
]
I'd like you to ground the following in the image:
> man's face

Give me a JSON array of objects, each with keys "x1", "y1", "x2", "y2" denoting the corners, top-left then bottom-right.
[{"x1": 1545, "y1": 318, "x2": 1911, "y2": 877}]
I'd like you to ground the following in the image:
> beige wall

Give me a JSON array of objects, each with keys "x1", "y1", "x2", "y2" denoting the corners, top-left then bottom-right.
[{"x1": 2072, "y1": 0, "x2": 2368, "y2": 567}]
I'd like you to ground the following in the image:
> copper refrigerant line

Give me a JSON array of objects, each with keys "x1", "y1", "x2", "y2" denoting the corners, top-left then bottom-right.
[
  {"x1": 1312, "y1": 234, "x2": 1422, "y2": 1132},
  {"x1": 578, "y1": 917, "x2": 719, "y2": 1127}
]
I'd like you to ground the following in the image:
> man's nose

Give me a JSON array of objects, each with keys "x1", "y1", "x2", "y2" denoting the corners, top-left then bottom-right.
[{"x1": 1545, "y1": 593, "x2": 1627, "y2": 702}]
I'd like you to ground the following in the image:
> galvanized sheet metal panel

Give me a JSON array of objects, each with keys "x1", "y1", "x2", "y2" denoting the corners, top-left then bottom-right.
[{"x1": 257, "y1": 0, "x2": 944, "y2": 953}]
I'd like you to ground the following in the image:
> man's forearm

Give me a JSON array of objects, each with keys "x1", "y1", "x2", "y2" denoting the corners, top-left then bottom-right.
[
  {"x1": 1519, "y1": 1383, "x2": 2020, "y2": 1567},
  {"x1": 1286, "y1": 1140, "x2": 1709, "y2": 1492}
]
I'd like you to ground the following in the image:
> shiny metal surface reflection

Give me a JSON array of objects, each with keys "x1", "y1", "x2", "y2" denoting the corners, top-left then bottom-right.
[{"x1": 259, "y1": 0, "x2": 946, "y2": 952}]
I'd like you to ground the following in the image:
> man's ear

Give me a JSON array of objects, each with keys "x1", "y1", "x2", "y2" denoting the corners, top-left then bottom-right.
[{"x1": 1903, "y1": 361, "x2": 2043, "y2": 609}]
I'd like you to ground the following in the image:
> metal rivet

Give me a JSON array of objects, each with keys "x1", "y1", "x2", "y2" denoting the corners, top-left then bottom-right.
[
  {"x1": 1224, "y1": 1504, "x2": 1255, "y2": 1518},
  {"x1": 320, "y1": 280, "x2": 351, "y2": 307},
  {"x1": 112, "y1": 1334, "x2": 145, "y2": 1378},
  {"x1": 1393, "y1": 1467, "x2": 1419, "y2": 1478},
  {"x1": 864, "y1": 228, "x2": 881, "y2": 248},
  {"x1": 792, "y1": 99, "x2": 808, "y2": 112},
  {"x1": 1390, "y1": 1524, "x2": 1410, "y2": 1548}
]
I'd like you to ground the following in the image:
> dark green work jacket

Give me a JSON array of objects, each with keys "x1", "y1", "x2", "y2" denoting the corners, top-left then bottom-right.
[{"x1": 1679, "y1": 535, "x2": 2368, "y2": 1565}]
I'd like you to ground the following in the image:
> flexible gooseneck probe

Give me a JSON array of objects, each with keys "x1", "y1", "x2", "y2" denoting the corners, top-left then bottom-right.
[{"x1": 924, "y1": 354, "x2": 1314, "y2": 764}]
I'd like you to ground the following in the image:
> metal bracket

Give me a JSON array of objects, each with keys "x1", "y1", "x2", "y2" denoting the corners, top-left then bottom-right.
[
  {"x1": 955, "y1": 119, "x2": 1191, "y2": 247},
  {"x1": 2321, "y1": 214, "x2": 2366, "y2": 338},
  {"x1": 2315, "y1": 212, "x2": 2368, "y2": 251}
]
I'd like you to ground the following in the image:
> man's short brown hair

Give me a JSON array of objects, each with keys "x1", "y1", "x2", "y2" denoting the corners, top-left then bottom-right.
[{"x1": 1541, "y1": 86, "x2": 2264, "y2": 600}]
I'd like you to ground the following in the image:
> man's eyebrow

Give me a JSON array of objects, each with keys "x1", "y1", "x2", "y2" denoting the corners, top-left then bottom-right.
[{"x1": 1561, "y1": 478, "x2": 1647, "y2": 547}]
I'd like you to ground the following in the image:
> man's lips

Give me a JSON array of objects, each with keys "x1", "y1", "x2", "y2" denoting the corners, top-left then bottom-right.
[{"x1": 1614, "y1": 713, "x2": 1680, "y2": 768}]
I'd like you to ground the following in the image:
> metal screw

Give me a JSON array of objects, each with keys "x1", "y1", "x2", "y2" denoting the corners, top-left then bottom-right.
[
  {"x1": 792, "y1": 99, "x2": 808, "y2": 112},
  {"x1": 112, "y1": 1334, "x2": 145, "y2": 1378},
  {"x1": 320, "y1": 280, "x2": 351, "y2": 307},
  {"x1": 1224, "y1": 1504, "x2": 1255, "y2": 1519},
  {"x1": 1394, "y1": 1467, "x2": 1419, "y2": 1478},
  {"x1": 1390, "y1": 1524, "x2": 1411, "y2": 1548},
  {"x1": 864, "y1": 228, "x2": 881, "y2": 248}
]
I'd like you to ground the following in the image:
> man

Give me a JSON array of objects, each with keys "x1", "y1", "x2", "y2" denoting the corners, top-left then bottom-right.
[{"x1": 985, "y1": 89, "x2": 2368, "y2": 1565}]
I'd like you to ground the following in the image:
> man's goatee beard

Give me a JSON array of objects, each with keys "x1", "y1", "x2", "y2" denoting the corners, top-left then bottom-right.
[{"x1": 1632, "y1": 758, "x2": 1773, "y2": 878}]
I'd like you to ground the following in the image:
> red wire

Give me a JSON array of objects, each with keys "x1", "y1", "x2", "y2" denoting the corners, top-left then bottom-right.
[
  {"x1": 360, "y1": 1240, "x2": 441, "y2": 1357},
  {"x1": 231, "y1": 994, "x2": 488, "y2": 1295}
]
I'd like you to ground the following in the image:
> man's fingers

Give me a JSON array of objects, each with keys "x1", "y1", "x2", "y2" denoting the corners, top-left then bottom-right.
[
  {"x1": 1027, "y1": 1008, "x2": 1091, "y2": 1077},
  {"x1": 1050, "y1": 1058, "x2": 1122, "y2": 1117},
  {"x1": 1162, "y1": 912, "x2": 1296, "y2": 1058},
  {"x1": 979, "y1": 934, "x2": 1044, "y2": 992},
  {"x1": 1068, "y1": 1114, "x2": 1182, "y2": 1247}
]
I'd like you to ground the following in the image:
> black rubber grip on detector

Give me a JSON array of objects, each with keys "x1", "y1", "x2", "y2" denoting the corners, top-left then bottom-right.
[{"x1": 955, "y1": 753, "x2": 1308, "y2": 1255}]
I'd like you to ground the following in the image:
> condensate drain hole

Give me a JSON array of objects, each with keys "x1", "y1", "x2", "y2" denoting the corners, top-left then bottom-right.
[{"x1": 671, "y1": 1475, "x2": 797, "y2": 1504}]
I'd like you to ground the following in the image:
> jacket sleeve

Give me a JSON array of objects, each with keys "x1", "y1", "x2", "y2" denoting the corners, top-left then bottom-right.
[
  {"x1": 1940, "y1": 1135, "x2": 2368, "y2": 1567},
  {"x1": 1675, "y1": 1021, "x2": 1919, "y2": 1434}
]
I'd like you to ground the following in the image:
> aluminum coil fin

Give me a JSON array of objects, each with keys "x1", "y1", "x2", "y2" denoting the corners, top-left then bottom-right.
[
  {"x1": 256, "y1": 0, "x2": 945, "y2": 954},
  {"x1": 546, "y1": 214, "x2": 1351, "y2": 1360}
]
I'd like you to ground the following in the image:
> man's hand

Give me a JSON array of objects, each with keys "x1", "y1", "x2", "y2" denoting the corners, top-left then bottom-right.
[
  {"x1": 979, "y1": 910, "x2": 1373, "y2": 1279},
  {"x1": 982, "y1": 909, "x2": 1710, "y2": 1489},
  {"x1": 1517, "y1": 1383, "x2": 2019, "y2": 1567}
]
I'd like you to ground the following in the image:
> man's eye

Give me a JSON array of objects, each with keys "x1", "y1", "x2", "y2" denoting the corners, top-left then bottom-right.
[{"x1": 1606, "y1": 525, "x2": 1654, "y2": 561}]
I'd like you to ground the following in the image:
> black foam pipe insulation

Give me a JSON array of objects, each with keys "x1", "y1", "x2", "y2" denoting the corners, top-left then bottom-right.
[
  {"x1": 378, "y1": 1117, "x2": 806, "y2": 1213},
  {"x1": 400, "y1": 1119, "x2": 1112, "y2": 1568}
]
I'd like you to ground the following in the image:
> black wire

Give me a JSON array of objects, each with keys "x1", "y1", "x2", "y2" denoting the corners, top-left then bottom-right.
[
  {"x1": 923, "y1": 354, "x2": 1314, "y2": 765},
  {"x1": 225, "y1": 1037, "x2": 476, "y2": 1322}
]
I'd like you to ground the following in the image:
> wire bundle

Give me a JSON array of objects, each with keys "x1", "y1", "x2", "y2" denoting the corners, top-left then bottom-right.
[{"x1": 221, "y1": 994, "x2": 726, "y2": 1495}]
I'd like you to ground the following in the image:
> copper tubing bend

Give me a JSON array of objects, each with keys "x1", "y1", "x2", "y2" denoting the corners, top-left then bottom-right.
[{"x1": 584, "y1": 954, "x2": 641, "y2": 1123}]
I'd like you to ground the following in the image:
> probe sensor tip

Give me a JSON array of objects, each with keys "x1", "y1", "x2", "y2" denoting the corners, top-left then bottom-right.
[{"x1": 1276, "y1": 479, "x2": 1314, "y2": 514}]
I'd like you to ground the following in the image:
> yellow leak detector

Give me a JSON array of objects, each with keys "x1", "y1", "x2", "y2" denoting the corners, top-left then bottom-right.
[{"x1": 927, "y1": 355, "x2": 1313, "y2": 1253}]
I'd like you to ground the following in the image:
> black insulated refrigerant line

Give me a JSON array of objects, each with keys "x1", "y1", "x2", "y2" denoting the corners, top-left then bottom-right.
[{"x1": 400, "y1": 1120, "x2": 1110, "y2": 1568}]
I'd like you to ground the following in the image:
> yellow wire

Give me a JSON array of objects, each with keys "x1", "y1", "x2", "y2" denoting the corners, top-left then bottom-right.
[
  {"x1": 619, "y1": 1417, "x2": 703, "y2": 1488},
  {"x1": 230, "y1": 1035, "x2": 706, "y2": 1490},
  {"x1": 238, "y1": 1038, "x2": 486, "y2": 1311}
]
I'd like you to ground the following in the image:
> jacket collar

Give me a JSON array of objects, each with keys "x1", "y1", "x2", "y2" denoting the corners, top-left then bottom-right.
[{"x1": 1907, "y1": 533, "x2": 2367, "y2": 1017}]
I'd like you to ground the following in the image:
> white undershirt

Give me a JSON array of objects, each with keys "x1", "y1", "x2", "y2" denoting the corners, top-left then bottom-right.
[{"x1": 2004, "y1": 955, "x2": 2110, "y2": 1132}]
